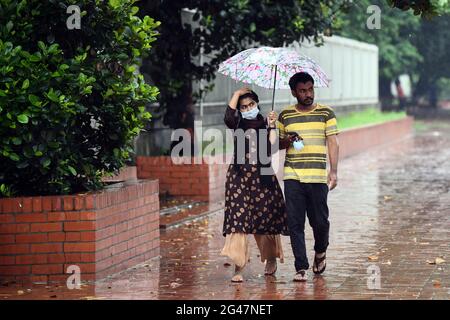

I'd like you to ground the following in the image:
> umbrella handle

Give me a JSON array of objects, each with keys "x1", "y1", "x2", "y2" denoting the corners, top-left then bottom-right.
[{"x1": 271, "y1": 65, "x2": 277, "y2": 111}]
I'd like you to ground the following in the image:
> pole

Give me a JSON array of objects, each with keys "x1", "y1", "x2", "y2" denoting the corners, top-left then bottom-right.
[{"x1": 271, "y1": 64, "x2": 277, "y2": 111}]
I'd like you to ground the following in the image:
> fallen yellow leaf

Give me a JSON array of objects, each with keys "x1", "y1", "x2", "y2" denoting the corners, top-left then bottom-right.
[
  {"x1": 427, "y1": 257, "x2": 445, "y2": 265},
  {"x1": 170, "y1": 282, "x2": 181, "y2": 289},
  {"x1": 433, "y1": 280, "x2": 441, "y2": 288},
  {"x1": 81, "y1": 296, "x2": 105, "y2": 300}
]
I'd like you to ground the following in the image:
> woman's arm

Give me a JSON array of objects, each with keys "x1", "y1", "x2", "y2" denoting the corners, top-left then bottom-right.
[
  {"x1": 224, "y1": 105, "x2": 238, "y2": 129},
  {"x1": 224, "y1": 87, "x2": 252, "y2": 129},
  {"x1": 267, "y1": 111, "x2": 277, "y2": 145}
]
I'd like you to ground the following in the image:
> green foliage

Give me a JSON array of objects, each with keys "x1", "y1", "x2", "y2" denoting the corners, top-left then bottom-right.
[
  {"x1": 437, "y1": 78, "x2": 450, "y2": 99},
  {"x1": 337, "y1": 0, "x2": 422, "y2": 81},
  {"x1": 0, "y1": 0, "x2": 159, "y2": 196},
  {"x1": 387, "y1": 0, "x2": 450, "y2": 18},
  {"x1": 338, "y1": 0, "x2": 450, "y2": 105},
  {"x1": 413, "y1": 14, "x2": 450, "y2": 101}
]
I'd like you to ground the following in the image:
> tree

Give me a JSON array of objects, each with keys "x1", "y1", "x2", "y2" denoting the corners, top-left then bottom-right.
[
  {"x1": 0, "y1": 0, "x2": 159, "y2": 196},
  {"x1": 387, "y1": 0, "x2": 450, "y2": 18},
  {"x1": 137, "y1": 0, "x2": 352, "y2": 152},
  {"x1": 413, "y1": 13, "x2": 450, "y2": 107},
  {"x1": 338, "y1": 0, "x2": 450, "y2": 108},
  {"x1": 337, "y1": 0, "x2": 422, "y2": 108}
]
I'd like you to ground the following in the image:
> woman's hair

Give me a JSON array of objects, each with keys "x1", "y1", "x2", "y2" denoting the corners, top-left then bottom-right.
[{"x1": 237, "y1": 90, "x2": 259, "y2": 110}]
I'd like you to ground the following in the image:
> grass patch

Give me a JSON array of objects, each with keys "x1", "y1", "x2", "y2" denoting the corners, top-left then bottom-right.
[
  {"x1": 413, "y1": 120, "x2": 450, "y2": 133},
  {"x1": 338, "y1": 108, "x2": 407, "y2": 130}
]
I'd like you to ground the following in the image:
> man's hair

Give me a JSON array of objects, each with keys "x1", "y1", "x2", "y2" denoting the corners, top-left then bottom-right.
[
  {"x1": 237, "y1": 90, "x2": 259, "y2": 110},
  {"x1": 289, "y1": 72, "x2": 315, "y2": 90}
]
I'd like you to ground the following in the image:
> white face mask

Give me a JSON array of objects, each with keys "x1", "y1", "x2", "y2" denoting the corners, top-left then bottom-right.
[
  {"x1": 293, "y1": 140, "x2": 304, "y2": 151},
  {"x1": 241, "y1": 105, "x2": 259, "y2": 120}
]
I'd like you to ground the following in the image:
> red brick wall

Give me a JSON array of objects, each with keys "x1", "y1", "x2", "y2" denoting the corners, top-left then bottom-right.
[
  {"x1": 101, "y1": 166, "x2": 137, "y2": 183},
  {"x1": 137, "y1": 156, "x2": 229, "y2": 202},
  {"x1": 0, "y1": 180, "x2": 159, "y2": 284},
  {"x1": 338, "y1": 116, "x2": 414, "y2": 160},
  {"x1": 207, "y1": 158, "x2": 230, "y2": 204}
]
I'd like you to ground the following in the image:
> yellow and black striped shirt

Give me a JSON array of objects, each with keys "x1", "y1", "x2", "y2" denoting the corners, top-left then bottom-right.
[{"x1": 277, "y1": 103, "x2": 339, "y2": 184}]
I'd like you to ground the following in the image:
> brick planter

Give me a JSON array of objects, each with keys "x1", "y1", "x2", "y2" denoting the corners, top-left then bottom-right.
[
  {"x1": 101, "y1": 166, "x2": 137, "y2": 183},
  {"x1": 137, "y1": 156, "x2": 229, "y2": 203},
  {"x1": 0, "y1": 179, "x2": 159, "y2": 284}
]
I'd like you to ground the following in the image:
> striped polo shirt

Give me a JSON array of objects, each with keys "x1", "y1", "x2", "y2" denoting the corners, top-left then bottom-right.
[{"x1": 277, "y1": 103, "x2": 339, "y2": 184}]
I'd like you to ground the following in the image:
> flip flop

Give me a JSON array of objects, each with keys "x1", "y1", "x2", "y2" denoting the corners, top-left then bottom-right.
[{"x1": 313, "y1": 253, "x2": 326, "y2": 274}]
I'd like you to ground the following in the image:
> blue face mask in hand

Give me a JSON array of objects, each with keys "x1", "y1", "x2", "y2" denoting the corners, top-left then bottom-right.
[
  {"x1": 293, "y1": 140, "x2": 304, "y2": 151},
  {"x1": 241, "y1": 106, "x2": 259, "y2": 120}
]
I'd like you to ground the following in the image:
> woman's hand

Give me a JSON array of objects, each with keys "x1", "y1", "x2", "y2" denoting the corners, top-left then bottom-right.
[
  {"x1": 229, "y1": 87, "x2": 252, "y2": 110},
  {"x1": 267, "y1": 111, "x2": 277, "y2": 128},
  {"x1": 234, "y1": 87, "x2": 252, "y2": 97}
]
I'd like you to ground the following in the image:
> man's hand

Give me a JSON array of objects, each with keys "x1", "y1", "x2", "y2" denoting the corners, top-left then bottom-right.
[
  {"x1": 327, "y1": 171, "x2": 337, "y2": 191},
  {"x1": 279, "y1": 132, "x2": 301, "y2": 149}
]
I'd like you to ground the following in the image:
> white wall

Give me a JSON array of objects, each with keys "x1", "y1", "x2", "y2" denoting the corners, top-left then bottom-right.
[{"x1": 195, "y1": 35, "x2": 379, "y2": 116}]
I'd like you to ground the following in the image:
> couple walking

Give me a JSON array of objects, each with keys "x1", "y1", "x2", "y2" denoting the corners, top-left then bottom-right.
[{"x1": 221, "y1": 72, "x2": 340, "y2": 282}]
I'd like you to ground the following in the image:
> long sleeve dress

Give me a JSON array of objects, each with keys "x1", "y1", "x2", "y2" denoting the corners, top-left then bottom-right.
[{"x1": 222, "y1": 105, "x2": 289, "y2": 236}]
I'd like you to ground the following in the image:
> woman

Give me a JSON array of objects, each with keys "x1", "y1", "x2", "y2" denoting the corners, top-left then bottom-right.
[{"x1": 220, "y1": 87, "x2": 289, "y2": 282}]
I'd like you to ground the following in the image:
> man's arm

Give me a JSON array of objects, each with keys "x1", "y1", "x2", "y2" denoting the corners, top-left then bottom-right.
[{"x1": 327, "y1": 134, "x2": 339, "y2": 190}]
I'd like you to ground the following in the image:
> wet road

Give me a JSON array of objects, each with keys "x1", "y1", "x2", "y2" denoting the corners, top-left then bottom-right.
[{"x1": 1, "y1": 121, "x2": 449, "y2": 300}]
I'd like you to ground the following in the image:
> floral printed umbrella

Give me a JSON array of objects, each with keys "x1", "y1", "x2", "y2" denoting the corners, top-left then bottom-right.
[{"x1": 218, "y1": 46, "x2": 330, "y2": 110}]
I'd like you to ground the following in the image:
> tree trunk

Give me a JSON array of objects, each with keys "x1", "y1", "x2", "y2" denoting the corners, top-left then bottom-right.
[
  {"x1": 379, "y1": 77, "x2": 393, "y2": 111},
  {"x1": 164, "y1": 82, "x2": 196, "y2": 155},
  {"x1": 138, "y1": 2, "x2": 197, "y2": 155},
  {"x1": 413, "y1": 75, "x2": 439, "y2": 108}
]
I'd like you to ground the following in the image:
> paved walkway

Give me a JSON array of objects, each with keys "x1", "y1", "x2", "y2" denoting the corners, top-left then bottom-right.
[{"x1": 1, "y1": 121, "x2": 449, "y2": 300}]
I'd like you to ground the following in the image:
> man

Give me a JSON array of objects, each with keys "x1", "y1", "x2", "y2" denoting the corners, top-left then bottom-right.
[
  {"x1": 277, "y1": 72, "x2": 339, "y2": 282},
  {"x1": 395, "y1": 78, "x2": 406, "y2": 111}
]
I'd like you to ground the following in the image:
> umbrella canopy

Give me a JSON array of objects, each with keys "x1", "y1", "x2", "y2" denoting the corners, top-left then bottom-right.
[{"x1": 218, "y1": 46, "x2": 330, "y2": 110}]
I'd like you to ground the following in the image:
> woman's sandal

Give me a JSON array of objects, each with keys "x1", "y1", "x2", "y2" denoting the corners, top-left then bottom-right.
[
  {"x1": 231, "y1": 265, "x2": 244, "y2": 282},
  {"x1": 264, "y1": 259, "x2": 277, "y2": 275},
  {"x1": 312, "y1": 252, "x2": 326, "y2": 274}
]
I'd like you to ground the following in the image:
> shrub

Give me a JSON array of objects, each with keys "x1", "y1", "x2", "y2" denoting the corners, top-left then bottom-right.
[{"x1": 0, "y1": 0, "x2": 159, "y2": 196}]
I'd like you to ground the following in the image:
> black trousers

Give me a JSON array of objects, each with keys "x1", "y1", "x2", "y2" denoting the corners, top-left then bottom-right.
[{"x1": 284, "y1": 180, "x2": 330, "y2": 271}]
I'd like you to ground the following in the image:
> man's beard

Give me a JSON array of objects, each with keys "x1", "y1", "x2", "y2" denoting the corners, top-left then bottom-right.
[{"x1": 301, "y1": 98, "x2": 314, "y2": 106}]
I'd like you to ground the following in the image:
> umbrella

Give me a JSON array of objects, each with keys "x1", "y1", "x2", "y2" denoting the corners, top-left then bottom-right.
[{"x1": 218, "y1": 46, "x2": 330, "y2": 110}]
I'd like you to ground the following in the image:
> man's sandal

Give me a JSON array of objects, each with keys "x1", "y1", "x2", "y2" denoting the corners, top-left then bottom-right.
[
  {"x1": 293, "y1": 270, "x2": 307, "y2": 282},
  {"x1": 312, "y1": 252, "x2": 326, "y2": 274}
]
